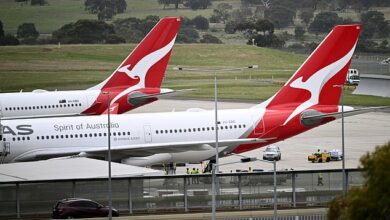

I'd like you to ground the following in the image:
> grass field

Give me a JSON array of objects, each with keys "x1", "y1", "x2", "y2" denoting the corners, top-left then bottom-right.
[
  {"x1": 0, "y1": 0, "x2": 241, "y2": 35},
  {"x1": 1, "y1": 44, "x2": 389, "y2": 106}
]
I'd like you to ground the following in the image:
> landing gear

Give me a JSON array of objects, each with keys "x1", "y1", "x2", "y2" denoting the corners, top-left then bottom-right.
[
  {"x1": 203, "y1": 159, "x2": 216, "y2": 174},
  {"x1": 163, "y1": 163, "x2": 177, "y2": 175}
]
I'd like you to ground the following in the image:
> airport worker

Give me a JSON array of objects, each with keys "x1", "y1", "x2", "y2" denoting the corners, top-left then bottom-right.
[
  {"x1": 317, "y1": 172, "x2": 324, "y2": 186},
  {"x1": 191, "y1": 168, "x2": 196, "y2": 184}
]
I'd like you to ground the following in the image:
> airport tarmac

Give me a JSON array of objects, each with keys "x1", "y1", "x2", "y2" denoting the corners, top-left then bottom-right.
[{"x1": 131, "y1": 99, "x2": 390, "y2": 173}]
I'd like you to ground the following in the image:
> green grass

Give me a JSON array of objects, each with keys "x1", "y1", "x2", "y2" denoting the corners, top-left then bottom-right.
[{"x1": 1, "y1": 44, "x2": 389, "y2": 106}]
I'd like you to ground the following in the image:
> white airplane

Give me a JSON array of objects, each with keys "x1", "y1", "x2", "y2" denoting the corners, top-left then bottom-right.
[
  {"x1": 0, "y1": 24, "x2": 386, "y2": 165},
  {"x1": 0, "y1": 17, "x2": 183, "y2": 118}
]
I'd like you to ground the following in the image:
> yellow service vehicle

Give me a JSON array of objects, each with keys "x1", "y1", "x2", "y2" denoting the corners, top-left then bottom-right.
[{"x1": 308, "y1": 150, "x2": 331, "y2": 163}]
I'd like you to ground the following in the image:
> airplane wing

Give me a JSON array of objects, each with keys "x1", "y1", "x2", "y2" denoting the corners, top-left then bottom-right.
[
  {"x1": 301, "y1": 106, "x2": 389, "y2": 123},
  {"x1": 14, "y1": 138, "x2": 272, "y2": 162},
  {"x1": 128, "y1": 88, "x2": 195, "y2": 101}
]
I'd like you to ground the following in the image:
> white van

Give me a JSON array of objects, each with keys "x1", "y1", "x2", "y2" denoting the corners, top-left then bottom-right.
[{"x1": 345, "y1": 69, "x2": 360, "y2": 85}]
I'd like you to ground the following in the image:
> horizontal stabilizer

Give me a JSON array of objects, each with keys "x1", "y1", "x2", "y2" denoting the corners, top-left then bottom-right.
[
  {"x1": 302, "y1": 106, "x2": 389, "y2": 123},
  {"x1": 128, "y1": 88, "x2": 195, "y2": 101}
]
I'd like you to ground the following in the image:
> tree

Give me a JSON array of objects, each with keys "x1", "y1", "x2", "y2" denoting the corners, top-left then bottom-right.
[
  {"x1": 252, "y1": 33, "x2": 284, "y2": 48},
  {"x1": 157, "y1": 0, "x2": 183, "y2": 9},
  {"x1": 294, "y1": 26, "x2": 305, "y2": 40},
  {"x1": 52, "y1": 19, "x2": 115, "y2": 44},
  {"x1": 158, "y1": 0, "x2": 170, "y2": 9},
  {"x1": 299, "y1": 10, "x2": 313, "y2": 27},
  {"x1": 17, "y1": 23, "x2": 39, "y2": 43},
  {"x1": 84, "y1": 0, "x2": 127, "y2": 20},
  {"x1": 30, "y1": 0, "x2": 47, "y2": 6},
  {"x1": 255, "y1": 19, "x2": 274, "y2": 35},
  {"x1": 192, "y1": 15, "x2": 209, "y2": 30},
  {"x1": 230, "y1": 8, "x2": 253, "y2": 24},
  {"x1": 0, "y1": 34, "x2": 19, "y2": 45},
  {"x1": 176, "y1": 27, "x2": 199, "y2": 43},
  {"x1": 264, "y1": 6, "x2": 295, "y2": 28},
  {"x1": 200, "y1": 34, "x2": 222, "y2": 44},
  {"x1": 138, "y1": 15, "x2": 160, "y2": 35},
  {"x1": 235, "y1": 19, "x2": 283, "y2": 48},
  {"x1": 0, "y1": 20, "x2": 4, "y2": 38},
  {"x1": 210, "y1": 3, "x2": 232, "y2": 23},
  {"x1": 360, "y1": 11, "x2": 389, "y2": 39},
  {"x1": 328, "y1": 142, "x2": 390, "y2": 219},
  {"x1": 183, "y1": 0, "x2": 211, "y2": 10},
  {"x1": 98, "y1": 6, "x2": 115, "y2": 20},
  {"x1": 308, "y1": 12, "x2": 343, "y2": 34},
  {"x1": 224, "y1": 21, "x2": 237, "y2": 34},
  {"x1": 112, "y1": 17, "x2": 143, "y2": 43},
  {"x1": 105, "y1": 34, "x2": 125, "y2": 44}
]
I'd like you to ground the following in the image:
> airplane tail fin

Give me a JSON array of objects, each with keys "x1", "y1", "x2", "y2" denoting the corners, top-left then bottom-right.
[
  {"x1": 265, "y1": 24, "x2": 361, "y2": 109},
  {"x1": 89, "y1": 17, "x2": 181, "y2": 90}
]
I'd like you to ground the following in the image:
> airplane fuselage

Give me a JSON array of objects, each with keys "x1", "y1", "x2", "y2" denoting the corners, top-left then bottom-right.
[
  {"x1": 2, "y1": 108, "x2": 257, "y2": 163},
  {"x1": 0, "y1": 90, "x2": 100, "y2": 118},
  {"x1": 1, "y1": 106, "x2": 320, "y2": 164}
]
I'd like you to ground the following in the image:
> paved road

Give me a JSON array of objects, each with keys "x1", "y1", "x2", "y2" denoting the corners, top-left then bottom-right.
[{"x1": 131, "y1": 99, "x2": 390, "y2": 173}]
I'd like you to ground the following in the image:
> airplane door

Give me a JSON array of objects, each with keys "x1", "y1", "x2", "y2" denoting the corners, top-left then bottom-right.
[
  {"x1": 143, "y1": 125, "x2": 152, "y2": 143},
  {"x1": 252, "y1": 115, "x2": 265, "y2": 135}
]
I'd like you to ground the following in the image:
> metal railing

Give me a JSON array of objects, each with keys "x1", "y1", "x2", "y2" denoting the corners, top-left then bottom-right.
[{"x1": 0, "y1": 169, "x2": 363, "y2": 219}]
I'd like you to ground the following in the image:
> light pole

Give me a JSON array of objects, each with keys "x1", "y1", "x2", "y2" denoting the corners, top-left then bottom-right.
[
  {"x1": 334, "y1": 85, "x2": 346, "y2": 196},
  {"x1": 341, "y1": 86, "x2": 346, "y2": 196},
  {"x1": 102, "y1": 91, "x2": 113, "y2": 220},
  {"x1": 211, "y1": 157, "x2": 277, "y2": 220},
  {"x1": 214, "y1": 72, "x2": 219, "y2": 174}
]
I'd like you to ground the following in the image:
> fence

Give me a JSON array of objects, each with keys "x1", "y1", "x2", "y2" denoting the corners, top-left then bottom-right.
[{"x1": 0, "y1": 169, "x2": 363, "y2": 219}]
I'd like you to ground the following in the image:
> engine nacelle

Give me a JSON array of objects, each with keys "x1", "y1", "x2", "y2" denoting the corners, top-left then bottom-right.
[{"x1": 122, "y1": 153, "x2": 172, "y2": 166}]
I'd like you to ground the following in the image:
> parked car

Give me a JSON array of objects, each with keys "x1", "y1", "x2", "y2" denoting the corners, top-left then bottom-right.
[
  {"x1": 380, "y1": 57, "x2": 390, "y2": 65},
  {"x1": 262, "y1": 145, "x2": 281, "y2": 161},
  {"x1": 52, "y1": 198, "x2": 119, "y2": 219}
]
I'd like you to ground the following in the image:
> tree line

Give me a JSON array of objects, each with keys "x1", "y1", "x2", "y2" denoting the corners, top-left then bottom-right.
[{"x1": 0, "y1": 15, "x2": 221, "y2": 46}]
